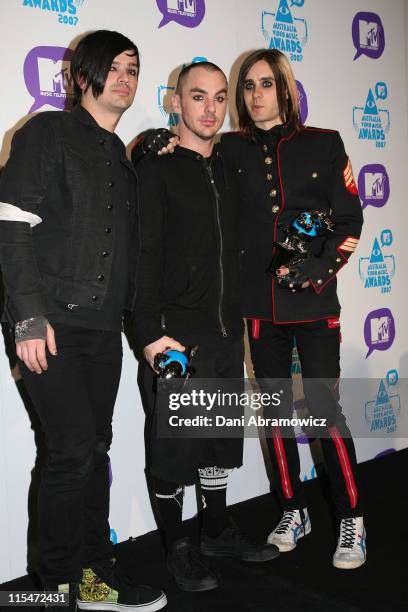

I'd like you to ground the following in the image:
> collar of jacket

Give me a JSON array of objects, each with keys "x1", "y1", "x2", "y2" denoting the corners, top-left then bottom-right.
[
  {"x1": 70, "y1": 104, "x2": 135, "y2": 174},
  {"x1": 253, "y1": 122, "x2": 296, "y2": 144},
  {"x1": 173, "y1": 143, "x2": 222, "y2": 162}
]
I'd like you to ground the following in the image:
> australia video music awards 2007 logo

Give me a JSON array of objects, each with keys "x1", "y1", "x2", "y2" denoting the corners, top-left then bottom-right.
[
  {"x1": 24, "y1": 46, "x2": 74, "y2": 112},
  {"x1": 22, "y1": 0, "x2": 85, "y2": 26},
  {"x1": 359, "y1": 230, "x2": 395, "y2": 294},
  {"x1": 353, "y1": 82, "x2": 390, "y2": 147},
  {"x1": 261, "y1": 0, "x2": 308, "y2": 62},
  {"x1": 364, "y1": 371, "x2": 400, "y2": 434}
]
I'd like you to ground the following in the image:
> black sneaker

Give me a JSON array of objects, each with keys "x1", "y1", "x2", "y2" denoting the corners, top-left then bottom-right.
[
  {"x1": 167, "y1": 537, "x2": 219, "y2": 592},
  {"x1": 43, "y1": 583, "x2": 78, "y2": 612},
  {"x1": 76, "y1": 568, "x2": 167, "y2": 611},
  {"x1": 200, "y1": 521, "x2": 280, "y2": 562}
]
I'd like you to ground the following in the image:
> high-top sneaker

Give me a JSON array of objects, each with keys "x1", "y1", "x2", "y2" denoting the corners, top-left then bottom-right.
[
  {"x1": 76, "y1": 568, "x2": 167, "y2": 611},
  {"x1": 333, "y1": 517, "x2": 366, "y2": 569},
  {"x1": 201, "y1": 520, "x2": 279, "y2": 562},
  {"x1": 267, "y1": 508, "x2": 311, "y2": 552}
]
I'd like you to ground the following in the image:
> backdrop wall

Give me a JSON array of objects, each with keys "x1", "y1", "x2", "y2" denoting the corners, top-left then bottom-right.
[{"x1": 1, "y1": 0, "x2": 407, "y2": 582}]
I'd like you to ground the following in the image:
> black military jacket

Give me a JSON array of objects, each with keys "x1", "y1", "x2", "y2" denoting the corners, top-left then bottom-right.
[
  {"x1": 221, "y1": 125, "x2": 363, "y2": 323},
  {"x1": 0, "y1": 105, "x2": 138, "y2": 324}
]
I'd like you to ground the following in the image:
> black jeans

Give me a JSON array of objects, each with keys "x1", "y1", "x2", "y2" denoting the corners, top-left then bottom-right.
[
  {"x1": 20, "y1": 323, "x2": 122, "y2": 585},
  {"x1": 249, "y1": 319, "x2": 362, "y2": 519}
]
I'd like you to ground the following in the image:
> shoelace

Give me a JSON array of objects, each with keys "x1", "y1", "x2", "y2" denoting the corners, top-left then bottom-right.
[
  {"x1": 275, "y1": 510, "x2": 298, "y2": 535},
  {"x1": 339, "y1": 518, "x2": 357, "y2": 549}
]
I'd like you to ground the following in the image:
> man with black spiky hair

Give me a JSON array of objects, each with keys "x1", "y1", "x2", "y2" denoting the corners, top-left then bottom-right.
[{"x1": 0, "y1": 30, "x2": 167, "y2": 612}]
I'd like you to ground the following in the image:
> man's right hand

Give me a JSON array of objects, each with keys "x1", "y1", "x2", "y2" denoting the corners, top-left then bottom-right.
[
  {"x1": 16, "y1": 323, "x2": 57, "y2": 374},
  {"x1": 144, "y1": 336, "x2": 185, "y2": 371}
]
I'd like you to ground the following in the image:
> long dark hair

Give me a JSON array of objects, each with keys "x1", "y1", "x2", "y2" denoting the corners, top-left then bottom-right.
[
  {"x1": 71, "y1": 30, "x2": 139, "y2": 103},
  {"x1": 236, "y1": 49, "x2": 301, "y2": 137}
]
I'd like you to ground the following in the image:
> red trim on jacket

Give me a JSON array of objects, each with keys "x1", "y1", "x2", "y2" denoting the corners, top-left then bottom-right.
[{"x1": 271, "y1": 129, "x2": 297, "y2": 323}]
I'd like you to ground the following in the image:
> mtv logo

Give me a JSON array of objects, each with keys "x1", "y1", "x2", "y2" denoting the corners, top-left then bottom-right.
[
  {"x1": 37, "y1": 57, "x2": 73, "y2": 94},
  {"x1": 382, "y1": 231, "x2": 392, "y2": 246},
  {"x1": 167, "y1": 0, "x2": 197, "y2": 14},
  {"x1": 359, "y1": 20, "x2": 380, "y2": 50},
  {"x1": 364, "y1": 172, "x2": 385, "y2": 199},
  {"x1": 370, "y1": 316, "x2": 391, "y2": 345}
]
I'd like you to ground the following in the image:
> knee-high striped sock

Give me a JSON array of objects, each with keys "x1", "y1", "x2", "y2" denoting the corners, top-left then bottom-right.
[{"x1": 198, "y1": 466, "x2": 232, "y2": 537}]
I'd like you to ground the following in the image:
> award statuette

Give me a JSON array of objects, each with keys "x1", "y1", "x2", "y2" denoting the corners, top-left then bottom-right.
[
  {"x1": 154, "y1": 346, "x2": 198, "y2": 379},
  {"x1": 267, "y1": 210, "x2": 334, "y2": 278}
]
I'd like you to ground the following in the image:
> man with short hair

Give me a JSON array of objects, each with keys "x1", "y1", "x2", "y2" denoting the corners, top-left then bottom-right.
[
  {"x1": 0, "y1": 30, "x2": 166, "y2": 612},
  {"x1": 132, "y1": 61, "x2": 278, "y2": 593}
]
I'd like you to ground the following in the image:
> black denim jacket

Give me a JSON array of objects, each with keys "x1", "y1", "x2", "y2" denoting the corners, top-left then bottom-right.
[{"x1": 0, "y1": 105, "x2": 138, "y2": 324}]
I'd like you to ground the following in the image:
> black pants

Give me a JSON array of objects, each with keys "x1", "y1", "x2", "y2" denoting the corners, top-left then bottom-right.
[
  {"x1": 20, "y1": 323, "x2": 122, "y2": 585},
  {"x1": 249, "y1": 319, "x2": 362, "y2": 519},
  {"x1": 139, "y1": 334, "x2": 244, "y2": 485}
]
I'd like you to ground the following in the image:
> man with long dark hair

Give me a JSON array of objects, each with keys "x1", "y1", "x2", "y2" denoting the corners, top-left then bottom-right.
[
  {"x1": 0, "y1": 30, "x2": 166, "y2": 611},
  {"x1": 222, "y1": 48, "x2": 366, "y2": 569}
]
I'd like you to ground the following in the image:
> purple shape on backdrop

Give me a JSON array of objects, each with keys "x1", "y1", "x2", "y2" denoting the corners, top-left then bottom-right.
[
  {"x1": 24, "y1": 46, "x2": 74, "y2": 112},
  {"x1": 352, "y1": 12, "x2": 385, "y2": 60},
  {"x1": 358, "y1": 164, "x2": 390, "y2": 209},
  {"x1": 364, "y1": 308, "x2": 395, "y2": 358},
  {"x1": 375, "y1": 448, "x2": 396, "y2": 459},
  {"x1": 156, "y1": 0, "x2": 205, "y2": 29},
  {"x1": 296, "y1": 433, "x2": 311, "y2": 444},
  {"x1": 296, "y1": 80, "x2": 308, "y2": 124}
]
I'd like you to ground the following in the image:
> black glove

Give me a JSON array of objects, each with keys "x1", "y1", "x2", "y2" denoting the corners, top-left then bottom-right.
[
  {"x1": 142, "y1": 128, "x2": 175, "y2": 154},
  {"x1": 277, "y1": 257, "x2": 319, "y2": 292}
]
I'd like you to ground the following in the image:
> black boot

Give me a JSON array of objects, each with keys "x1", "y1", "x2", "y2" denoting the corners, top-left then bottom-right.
[{"x1": 167, "y1": 537, "x2": 219, "y2": 592}]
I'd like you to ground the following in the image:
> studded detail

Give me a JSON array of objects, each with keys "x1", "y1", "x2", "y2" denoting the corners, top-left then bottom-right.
[
  {"x1": 312, "y1": 172, "x2": 318, "y2": 178},
  {"x1": 97, "y1": 274, "x2": 104, "y2": 281},
  {"x1": 102, "y1": 251, "x2": 109, "y2": 257},
  {"x1": 329, "y1": 268, "x2": 334, "y2": 274},
  {"x1": 265, "y1": 157, "x2": 273, "y2": 165},
  {"x1": 263, "y1": 144, "x2": 268, "y2": 152},
  {"x1": 266, "y1": 173, "x2": 273, "y2": 181},
  {"x1": 270, "y1": 189, "x2": 277, "y2": 197},
  {"x1": 272, "y1": 205, "x2": 280, "y2": 213},
  {"x1": 336, "y1": 257, "x2": 342, "y2": 263},
  {"x1": 238, "y1": 168, "x2": 242, "y2": 173},
  {"x1": 105, "y1": 160, "x2": 112, "y2": 166},
  {"x1": 107, "y1": 203, "x2": 113, "y2": 210},
  {"x1": 317, "y1": 279, "x2": 323, "y2": 285},
  {"x1": 104, "y1": 227, "x2": 111, "y2": 234},
  {"x1": 92, "y1": 295, "x2": 99, "y2": 302}
]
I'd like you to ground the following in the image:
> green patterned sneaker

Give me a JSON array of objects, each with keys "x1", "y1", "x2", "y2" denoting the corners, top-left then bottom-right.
[{"x1": 77, "y1": 568, "x2": 167, "y2": 612}]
